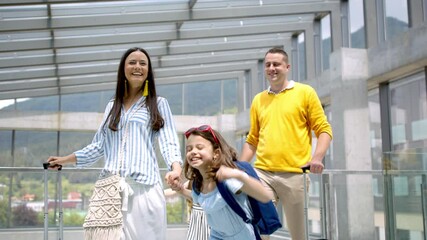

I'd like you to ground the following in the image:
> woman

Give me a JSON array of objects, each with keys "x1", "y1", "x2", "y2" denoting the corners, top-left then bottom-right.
[{"x1": 47, "y1": 47, "x2": 182, "y2": 240}]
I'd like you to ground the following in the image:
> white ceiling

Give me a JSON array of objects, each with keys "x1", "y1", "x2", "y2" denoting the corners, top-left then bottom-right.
[{"x1": 0, "y1": 0, "x2": 340, "y2": 100}]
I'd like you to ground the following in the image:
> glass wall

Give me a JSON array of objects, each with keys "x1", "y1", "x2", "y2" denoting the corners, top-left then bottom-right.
[
  {"x1": 389, "y1": 71, "x2": 427, "y2": 154},
  {"x1": 223, "y1": 79, "x2": 238, "y2": 114},
  {"x1": 385, "y1": 0, "x2": 409, "y2": 40},
  {"x1": 323, "y1": 105, "x2": 334, "y2": 169},
  {"x1": 59, "y1": 131, "x2": 103, "y2": 167},
  {"x1": 321, "y1": 14, "x2": 331, "y2": 71},
  {"x1": 61, "y1": 90, "x2": 114, "y2": 113},
  {"x1": 157, "y1": 83, "x2": 183, "y2": 116},
  {"x1": 14, "y1": 131, "x2": 57, "y2": 168},
  {"x1": 369, "y1": 89, "x2": 383, "y2": 170},
  {"x1": 297, "y1": 32, "x2": 306, "y2": 81},
  {"x1": 16, "y1": 96, "x2": 59, "y2": 112},
  {"x1": 157, "y1": 79, "x2": 238, "y2": 116},
  {"x1": 369, "y1": 71, "x2": 427, "y2": 240},
  {"x1": 349, "y1": 0, "x2": 366, "y2": 49},
  {"x1": 0, "y1": 131, "x2": 13, "y2": 167},
  {"x1": 184, "y1": 80, "x2": 221, "y2": 115}
]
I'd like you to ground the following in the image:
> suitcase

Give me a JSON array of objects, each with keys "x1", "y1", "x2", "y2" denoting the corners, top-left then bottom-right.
[
  {"x1": 302, "y1": 166, "x2": 327, "y2": 240},
  {"x1": 42, "y1": 163, "x2": 64, "y2": 240}
]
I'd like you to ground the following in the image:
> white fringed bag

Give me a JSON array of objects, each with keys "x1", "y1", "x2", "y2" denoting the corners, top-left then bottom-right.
[
  {"x1": 83, "y1": 174, "x2": 123, "y2": 240},
  {"x1": 83, "y1": 103, "x2": 141, "y2": 240}
]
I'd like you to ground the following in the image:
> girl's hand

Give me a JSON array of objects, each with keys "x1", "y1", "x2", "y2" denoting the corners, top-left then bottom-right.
[
  {"x1": 216, "y1": 165, "x2": 242, "y2": 181},
  {"x1": 165, "y1": 161, "x2": 182, "y2": 190},
  {"x1": 167, "y1": 177, "x2": 183, "y2": 192},
  {"x1": 165, "y1": 171, "x2": 181, "y2": 191}
]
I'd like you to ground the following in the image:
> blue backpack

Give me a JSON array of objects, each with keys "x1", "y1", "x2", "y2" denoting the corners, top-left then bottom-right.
[{"x1": 193, "y1": 161, "x2": 282, "y2": 240}]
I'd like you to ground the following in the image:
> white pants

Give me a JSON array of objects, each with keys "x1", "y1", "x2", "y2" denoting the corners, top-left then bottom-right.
[{"x1": 122, "y1": 181, "x2": 166, "y2": 240}]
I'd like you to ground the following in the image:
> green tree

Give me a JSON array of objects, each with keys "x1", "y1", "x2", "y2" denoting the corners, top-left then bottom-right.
[
  {"x1": 64, "y1": 210, "x2": 86, "y2": 226},
  {"x1": 12, "y1": 204, "x2": 39, "y2": 226},
  {"x1": 166, "y1": 201, "x2": 186, "y2": 224},
  {"x1": 0, "y1": 200, "x2": 8, "y2": 227}
]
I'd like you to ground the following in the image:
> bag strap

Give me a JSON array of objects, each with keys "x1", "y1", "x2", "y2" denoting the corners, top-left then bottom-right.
[{"x1": 217, "y1": 179, "x2": 261, "y2": 240}]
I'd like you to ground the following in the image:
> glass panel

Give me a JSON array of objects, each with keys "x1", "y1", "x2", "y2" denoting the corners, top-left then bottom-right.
[
  {"x1": 0, "y1": 131, "x2": 13, "y2": 167},
  {"x1": 0, "y1": 167, "x2": 187, "y2": 231},
  {"x1": 14, "y1": 131, "x2": 57, "y2": 167},
  {"x1": 385, "y1": 152, "x2": 426, "y2": 239},
  {"x1": 223, "y1": 79, "x2": 237, "y2": 114},
  {"x1": 385, "y1": 0, "x2": 409, "y2": 40},
  {"x1": 245, "y1": 71, "x2": 251, "y2": 110},
  {"x1": 59, "y1": 132, "x2": 103, "y2": 167},
  {"x1": 321, "y1": 14, "x2": 331, "y2": 71},
  {"x1": 16, "y1": 96, "x2": 59, "y2": 111},
  {"x1": 61, "y1": 90, "x2": 114, "y2": 112},
  {"x1": 157, "y1": 83, "x2": 183, "y2": 115},
  {"x1": 183, "y1": 80, "x2": 221, "y2": 116},
  {"x1": 330, "y1": 173, "x2": 382, "y2": 240},
  {"x1": 323, "y1": 105, "x2": 334, "y2": 169},
  {"x1": 349, "y1": 0, "x2": 366, "y2": 49},
  {"x1": 369, "y1": 89, "x2": 383, "y2": 170},
  {"x1": 390, "y1": 72, "x2": 427, "y2": 155},
  {"x1": 298, "y1": 33, "x2": 306, "y2": 81}
]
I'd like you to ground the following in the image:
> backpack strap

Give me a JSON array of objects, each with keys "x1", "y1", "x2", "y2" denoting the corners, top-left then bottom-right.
[
  {"x1": 217, "y1": 176, "x2": 262, "y2": 240},
  {"x1": 235, "y1": 161, "x2": 282, "y2": 235}
]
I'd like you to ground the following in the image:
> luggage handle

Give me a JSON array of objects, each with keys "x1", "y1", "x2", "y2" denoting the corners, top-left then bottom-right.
[
  {"x1": 42, "y1": 162, "x2": 63, "y2": 240},
  {"x1": 302, "y1": 165, "x2": 310, "y2": 240},
  {"x1": 301, "y1": 165, "x2": 310, "y2": 173},
  {"x1": 43, "y1": 162, "x2": 62, "y2": 171}
]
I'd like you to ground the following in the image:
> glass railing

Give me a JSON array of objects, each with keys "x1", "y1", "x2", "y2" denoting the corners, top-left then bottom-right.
[
  {"x1": 0, "y1": 151, "x2": 426, "y2": 240},
  {"x1": 0, "y1": 167, "x2": 188, "y2": 238}
]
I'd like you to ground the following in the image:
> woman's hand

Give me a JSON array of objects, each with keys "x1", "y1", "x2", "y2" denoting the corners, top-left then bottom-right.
[
  {"x1": 165, "y1": 161, "x2": 182, "y2": 191},
  {"x1": 46, "y1": 153, "x2": 76, "y2": 169}
]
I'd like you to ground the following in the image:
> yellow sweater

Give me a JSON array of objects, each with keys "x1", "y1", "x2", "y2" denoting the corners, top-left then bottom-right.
[{"x1": 246, "y1": 82, "x2": 333, "y2": 173}]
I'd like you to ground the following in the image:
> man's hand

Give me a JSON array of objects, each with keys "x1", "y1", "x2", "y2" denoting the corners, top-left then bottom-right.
[{"x1": 301, "y1": 159, "x2": 324, "y2": 174}]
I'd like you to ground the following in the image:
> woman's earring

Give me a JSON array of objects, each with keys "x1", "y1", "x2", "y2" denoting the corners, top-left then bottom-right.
[{"x1": 143, "y1": 80, "x2": 148, "y2": 96}]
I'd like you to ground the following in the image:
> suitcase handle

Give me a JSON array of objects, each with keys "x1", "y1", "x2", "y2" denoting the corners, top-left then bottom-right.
[
  {"x1": 301, "y1": 166, "x2": 310, "y2": 173},
  {"x1": 43, "y1": 162, "x2": 62, "y2": 170}
]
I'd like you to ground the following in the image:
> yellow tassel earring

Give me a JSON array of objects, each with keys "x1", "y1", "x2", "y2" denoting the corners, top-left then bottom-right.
[{"x1": 143, "y1": 80, "x2": 149, "y2": 96}]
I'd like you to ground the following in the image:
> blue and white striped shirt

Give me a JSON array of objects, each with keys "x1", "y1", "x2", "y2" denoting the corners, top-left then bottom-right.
[{"x1": 74, "y1": 96, "x2": 183, "y2": 185}]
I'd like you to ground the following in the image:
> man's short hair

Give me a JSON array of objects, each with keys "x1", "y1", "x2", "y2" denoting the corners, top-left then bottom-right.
[{"x1": 265, "y1": 47, "x2": 289, "y2": 63}]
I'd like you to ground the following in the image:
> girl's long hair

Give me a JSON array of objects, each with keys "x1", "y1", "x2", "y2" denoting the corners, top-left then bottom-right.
[
  {"x1": 183, "y1": 129, "x2": 238, "y2": 193},
  {"x1": 106, "y1": 47, "x2": 164, "y2": 131}
]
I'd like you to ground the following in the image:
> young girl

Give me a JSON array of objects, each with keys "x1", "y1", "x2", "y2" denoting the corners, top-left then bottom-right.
[{"x1": 182, "y1": 125, "x2": 272, "y2": 240}]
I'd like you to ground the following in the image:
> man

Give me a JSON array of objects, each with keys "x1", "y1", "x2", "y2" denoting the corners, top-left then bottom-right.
[{"x1": 240, "y1": 47, "x2": 333, "y2": 240}]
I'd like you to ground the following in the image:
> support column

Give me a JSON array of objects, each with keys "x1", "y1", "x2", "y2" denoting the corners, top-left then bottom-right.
[{"x1": 329, "y1": 48, "x2": 376, "y2": 239}]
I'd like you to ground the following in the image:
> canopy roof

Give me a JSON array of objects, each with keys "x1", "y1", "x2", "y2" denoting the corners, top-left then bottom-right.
[{"x1": 0, "y1": 0, "x2": 339, "y2": 100}]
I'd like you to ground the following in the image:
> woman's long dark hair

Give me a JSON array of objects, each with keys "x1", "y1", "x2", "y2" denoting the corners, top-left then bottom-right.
[{"x1": 106, "y1": 47, "x2": 164, "y2": 131}]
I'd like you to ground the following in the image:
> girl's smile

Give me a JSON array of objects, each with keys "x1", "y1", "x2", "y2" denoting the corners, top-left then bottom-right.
[{"x1": 185, "y1": 135, "x2": 216, "y2": 171}]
